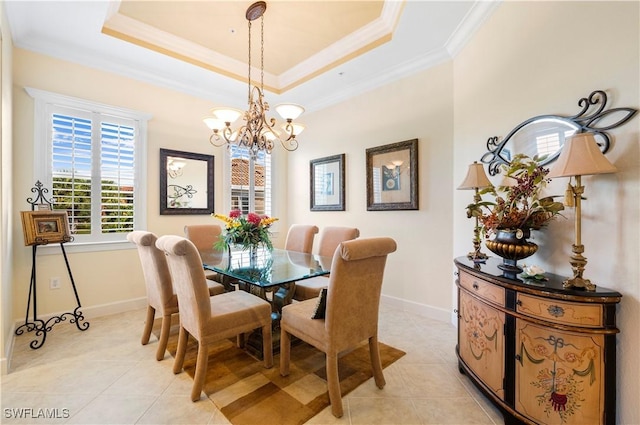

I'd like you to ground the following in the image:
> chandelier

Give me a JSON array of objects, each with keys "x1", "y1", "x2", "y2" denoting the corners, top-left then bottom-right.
[{"x1": 203, "y1": 1, "x2": 305, "y2": 158}]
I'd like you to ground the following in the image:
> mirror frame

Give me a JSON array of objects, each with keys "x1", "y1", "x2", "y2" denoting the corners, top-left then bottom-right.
[
  {"x1": 481, "y1": 90, "x2": 638, "y2": 175},
  {"x1": 160, "y1": 148, "x2": 214, "y2": 215}
]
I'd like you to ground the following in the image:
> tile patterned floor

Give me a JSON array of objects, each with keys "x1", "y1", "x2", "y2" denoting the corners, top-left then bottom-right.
[{"x1": 2, "y1": 306, "x2": 504, "y2": 424}]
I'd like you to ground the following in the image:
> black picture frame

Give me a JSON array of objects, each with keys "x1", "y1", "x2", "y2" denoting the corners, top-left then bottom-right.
[
  {"x1": 366, "y1": 139, "x2": 418, "y2": 211},
  {"x1": 160, "y1": 148, "x2": 214, "y2": 215},
  {"x1": 310, "y1": 154, "x2": 345, "y2": 211}
]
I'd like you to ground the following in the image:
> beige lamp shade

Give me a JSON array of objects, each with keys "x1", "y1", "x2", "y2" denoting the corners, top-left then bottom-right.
[
  {"x1": 458, "y1": 161, "x2": 492, "y2": 190},
  {"x1": 548, "y1": 133, "x2": 617, "y2": 178}
]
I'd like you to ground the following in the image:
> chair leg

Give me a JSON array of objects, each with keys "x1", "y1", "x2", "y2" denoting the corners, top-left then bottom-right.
[
  {"x1": 279, "y1": 329, "x2": 291, "y2": 376},
  {"x1": 141, "y1": 305, "x2": 155, "y2": 345},
  {"x1": 156, "y1": 314, "x2": 172, "y2": 361},
  {"x1": 326, "y1": 352, "x2": 343, "y2": 418},
  {"x1": 369, "y1": 335, "x2": 386, "y2": 389},
  {"x1": 261, "y1": 324, "x2": 273, "y2": 368},
  {"x1": 191, "y1": 343, "x2": 209, "y2": 402},
  {"x1": 173, "y1": 326, "x2": 188, "y2": 374}
]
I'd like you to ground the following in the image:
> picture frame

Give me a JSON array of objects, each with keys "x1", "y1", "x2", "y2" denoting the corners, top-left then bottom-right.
[
  {"x1": 366, "y1": 139, "x2": 419, "y2": 211},
  {"x1": 20, "y1": 210, "x2": 72, "y2": 246},
  {"x1": 310, "y1": 154, "x2": 345, "y2": 211}
]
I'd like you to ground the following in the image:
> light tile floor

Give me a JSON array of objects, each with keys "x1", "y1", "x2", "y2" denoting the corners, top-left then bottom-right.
[{"x1": 2, "y1": 306, "x2": 504, "y2": 424}]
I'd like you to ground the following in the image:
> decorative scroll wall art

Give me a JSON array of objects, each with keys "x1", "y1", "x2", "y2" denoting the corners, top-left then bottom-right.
[{"x1": 481, "y1": 90, "x2": 638, "y2": 176}]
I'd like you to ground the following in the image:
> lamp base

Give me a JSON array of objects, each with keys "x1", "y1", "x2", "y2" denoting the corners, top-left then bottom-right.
[
  {"x1": 562, "y1": 275, "x2": 596, "y2": 291},
  {"x1": 467, "y1": 251, "x2": 488, "y2": 263}
]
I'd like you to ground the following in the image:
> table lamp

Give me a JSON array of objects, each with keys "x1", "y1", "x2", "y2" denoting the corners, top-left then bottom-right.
[
  {"x1": 458, "y1": 161, "x2": 493, "y2": 262},
  {"x1": 547, "y1": 133, "x2": 617, "y2": 291}
]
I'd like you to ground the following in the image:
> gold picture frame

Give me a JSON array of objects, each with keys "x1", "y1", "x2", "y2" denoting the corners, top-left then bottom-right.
[
  {"x1": 366, "y1": 139, "x2": 419, "y2": 211},
  {"x1": 21, "y1": 210, "x2": 71, "y2": 246}
]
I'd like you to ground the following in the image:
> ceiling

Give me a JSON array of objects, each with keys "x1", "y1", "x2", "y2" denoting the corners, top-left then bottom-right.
[{"x1": 4, "y1": 0, "x2": 500, "y2": 113}]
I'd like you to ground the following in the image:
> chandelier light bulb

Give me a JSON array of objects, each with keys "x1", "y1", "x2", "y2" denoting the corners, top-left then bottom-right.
[
  {"x1": 275, "y1": 103, "x2": 305, "y2": 121},
  {"x1": 211, "y1": 108, "x2": 243, "y2": 125},
  {"x1": 203, "y1": 117, "x2": 225, "y2": 131},
  {"x1": 281, "y1": 122, "x2": 305, "y2": 137}
]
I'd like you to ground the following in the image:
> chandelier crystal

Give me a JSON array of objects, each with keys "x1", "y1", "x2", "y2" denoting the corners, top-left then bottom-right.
[{"x1": 203, "y1": 1, "x2": 305, "y2": 158}]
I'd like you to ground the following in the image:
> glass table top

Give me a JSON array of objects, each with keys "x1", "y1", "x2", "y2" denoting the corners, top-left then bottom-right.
[{"x1": 201, "y1": 247, "x2": 332, "y2": 288}]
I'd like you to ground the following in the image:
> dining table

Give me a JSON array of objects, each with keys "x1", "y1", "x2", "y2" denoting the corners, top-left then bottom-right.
[
  {"x1": 200, "y1": 246, "x2": 332, "y2": 318},
  {"x1": 200, "y1": 246, "x2": 333, "y2": 357}
]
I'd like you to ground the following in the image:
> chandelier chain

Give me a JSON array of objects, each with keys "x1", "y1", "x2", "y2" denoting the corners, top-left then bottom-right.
[
  {"x1": 247, "y1": 20, "x2": 252, "y2": 104},
  {"x1": 260, "y1": 15, "x2": 264, "y2": 91}
]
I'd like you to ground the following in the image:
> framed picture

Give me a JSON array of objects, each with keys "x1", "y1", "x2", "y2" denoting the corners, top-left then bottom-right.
[
  {"x1": 310, "y1": 154, "x2": 345, "y2": 211},
  {"x1": 20, "y1": 210, "x2": 71, "y2": 246},
  {"x1": 366, "y1": 139, "x2": 418, "y2": 211}
]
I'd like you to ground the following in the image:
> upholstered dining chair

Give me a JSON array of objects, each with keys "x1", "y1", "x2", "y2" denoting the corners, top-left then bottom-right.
[
  {"x1": 156, "y1": 235, "x2": 273, "y2": 402},
  {"x1": 293, "y1": 226, "x2": 359, "y2": 301},
  {"x1": 284, "y1": 224, "x2": 319, "y2": 254},
  {"x1": 279, "y1": 237, "x2": 397, "y2": 418},
  {"x1": 127, "y1": 231, "x2": 226, "y2": 361},
  {"x1": 184, "y1": 224, "x2": 225, "y2": 285}
]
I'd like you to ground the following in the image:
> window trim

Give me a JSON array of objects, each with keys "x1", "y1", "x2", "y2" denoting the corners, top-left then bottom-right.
[{"x1": 26, "y1": 87, "x2": 151, "y2": 253}]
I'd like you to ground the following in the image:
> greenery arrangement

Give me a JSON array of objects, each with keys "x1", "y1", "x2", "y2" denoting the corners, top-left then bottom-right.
[
  {"x1": 466, "y1": 154, "x2": 564, "y2": 237},
  {"x1": 213, "y1": 210, "x2": 278, "y2": 251}
]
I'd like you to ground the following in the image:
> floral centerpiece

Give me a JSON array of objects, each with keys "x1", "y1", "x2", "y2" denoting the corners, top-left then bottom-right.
[
  {"x1": 466, "y1": 154, "x2": 564, "y2": 275},
  {"x1": 212, "y1": 210, "x2": 278, "y2": 252},
  {"x1": 466, "y1": 154, "x2": 564, "y2": 237}
]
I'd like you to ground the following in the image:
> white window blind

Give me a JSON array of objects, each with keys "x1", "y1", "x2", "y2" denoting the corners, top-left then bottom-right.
[{"x1": 28, "y1": 88, "x2": 149, "y2": 250}]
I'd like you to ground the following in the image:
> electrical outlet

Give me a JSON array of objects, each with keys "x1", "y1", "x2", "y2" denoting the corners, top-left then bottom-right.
[{"x1": 50, "y1": 277, "x2": 61, "y2": 290}]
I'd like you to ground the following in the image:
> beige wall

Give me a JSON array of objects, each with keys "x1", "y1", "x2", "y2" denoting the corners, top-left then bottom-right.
[
  {"x1": 453, "y1": 2, "x2": 639, "y2": 423},
  {"x1": 1, "y1": 2, "x2": 15, "y2": 374},
  {"x1": 289, "y1": 62, "x2": 455, "y2": 319}
]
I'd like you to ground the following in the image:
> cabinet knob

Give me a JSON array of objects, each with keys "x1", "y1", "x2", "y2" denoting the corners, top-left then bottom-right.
[
  {"x1": 515, "y1": 354, "x2": 522, "y2": 362},
  {"x1": 516, "y1": 300, "x2": 522, "y2": 306},
  {"x1": 472, "y1": 283, "x2": 479, "y2": 290}
]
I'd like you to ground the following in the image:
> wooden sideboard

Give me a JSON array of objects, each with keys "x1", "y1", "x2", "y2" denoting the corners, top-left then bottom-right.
[{"x1": 454, "y1": 257, "x2": 621, "y2": 425}]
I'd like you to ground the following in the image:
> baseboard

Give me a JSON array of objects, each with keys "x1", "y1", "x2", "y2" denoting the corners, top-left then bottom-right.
[
  {"x1": 3, "y1": 297, "x2": 147, "y2": 375},
  {"x1": 380, "y1": 294, "x2": 452, "y2": 323}
]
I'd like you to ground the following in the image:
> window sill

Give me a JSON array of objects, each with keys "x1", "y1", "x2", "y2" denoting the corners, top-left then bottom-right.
[{"x1": 35, "y1": 240, "x2": 135, "y2": 255}]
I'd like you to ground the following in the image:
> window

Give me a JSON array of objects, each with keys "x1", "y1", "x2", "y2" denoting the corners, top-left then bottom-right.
[
  {"x1": 228, "y1": 144, "x2": 271, "y2": 216},
  {"x1": 28, "y1": 88, "x2": 150, "y2": 250}
]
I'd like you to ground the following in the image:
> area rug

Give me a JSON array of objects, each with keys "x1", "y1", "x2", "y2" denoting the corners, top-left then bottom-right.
[{"x1": 155, "y1": 319, "x2": 405, "y2": 425}]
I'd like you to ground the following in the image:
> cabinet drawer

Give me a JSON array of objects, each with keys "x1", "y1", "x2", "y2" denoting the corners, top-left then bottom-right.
[
  {"x1": 516, "y1": 293, "x2": 603, "y2": 327},
  {"x1": 459, "y1": 271, "x2": 505, "y2": 306}
]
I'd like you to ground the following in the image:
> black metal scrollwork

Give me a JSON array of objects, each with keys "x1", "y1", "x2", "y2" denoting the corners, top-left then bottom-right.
[
  {"x1": 481, "y1": 90, "x2": 638, "y2": 175},
  {"x1": 16, "y1": 182, "x2": 89, "y2": 349},
  {"x1": 167, "y1": 184, "x2": 197, "y2": 199}
]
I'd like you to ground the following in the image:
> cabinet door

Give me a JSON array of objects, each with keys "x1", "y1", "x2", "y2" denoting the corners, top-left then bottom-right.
[
  {"x1": 459, "y1": 290, "x2": 505, "y2": 400},
  {"x1": 515, "y1": 320, "x2": 604, "y2": 425}
]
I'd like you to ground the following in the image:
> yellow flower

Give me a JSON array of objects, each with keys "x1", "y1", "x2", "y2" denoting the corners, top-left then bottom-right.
[{"x1": 260, "y1": 217, "x2": 279, "y2": 226}]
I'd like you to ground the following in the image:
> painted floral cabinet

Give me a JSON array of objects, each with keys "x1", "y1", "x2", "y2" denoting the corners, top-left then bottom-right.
[{"x1": 454, "y1": 257, "x2": 621, "y2": 425}]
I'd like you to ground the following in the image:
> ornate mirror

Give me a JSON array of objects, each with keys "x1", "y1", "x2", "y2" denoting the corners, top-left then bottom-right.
[
  {"x1": 481, "y1": 90, "x2": 637, "y2": 175},
  {"x1": 160, "y1": 148, "x2": 214, "y2": 215}
]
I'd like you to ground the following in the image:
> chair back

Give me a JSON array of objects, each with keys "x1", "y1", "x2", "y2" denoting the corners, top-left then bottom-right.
[
  {"x1": 184, "y1": 224, "x2": 222, "y2": 252},
  {"x1": 284, "y1": 224, "x2": 319, "y2": 254},
  {"x1": 324, "y1": 237, "x2": 397, "y2": 351},
  {"x1": 156, "y1": 235, "x2": 211, "y2": 339},
  {"x1": 316, "y1": 226, "x2": 360, "y2": 257},
  {"x1": 127, "y1": 231, "x2": 174, "y2": 311}
]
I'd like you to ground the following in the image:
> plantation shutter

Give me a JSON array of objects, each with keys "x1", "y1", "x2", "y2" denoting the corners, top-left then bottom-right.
[
  {"x1": 51, "y1": 110, "x2": 93, "y2": 235},
  {"x1": 49, "y1": 107, "x2": 138, "y2": 241},
  {"x1": 100, "y1": 118, "x2": 136, "y2": 234}
]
